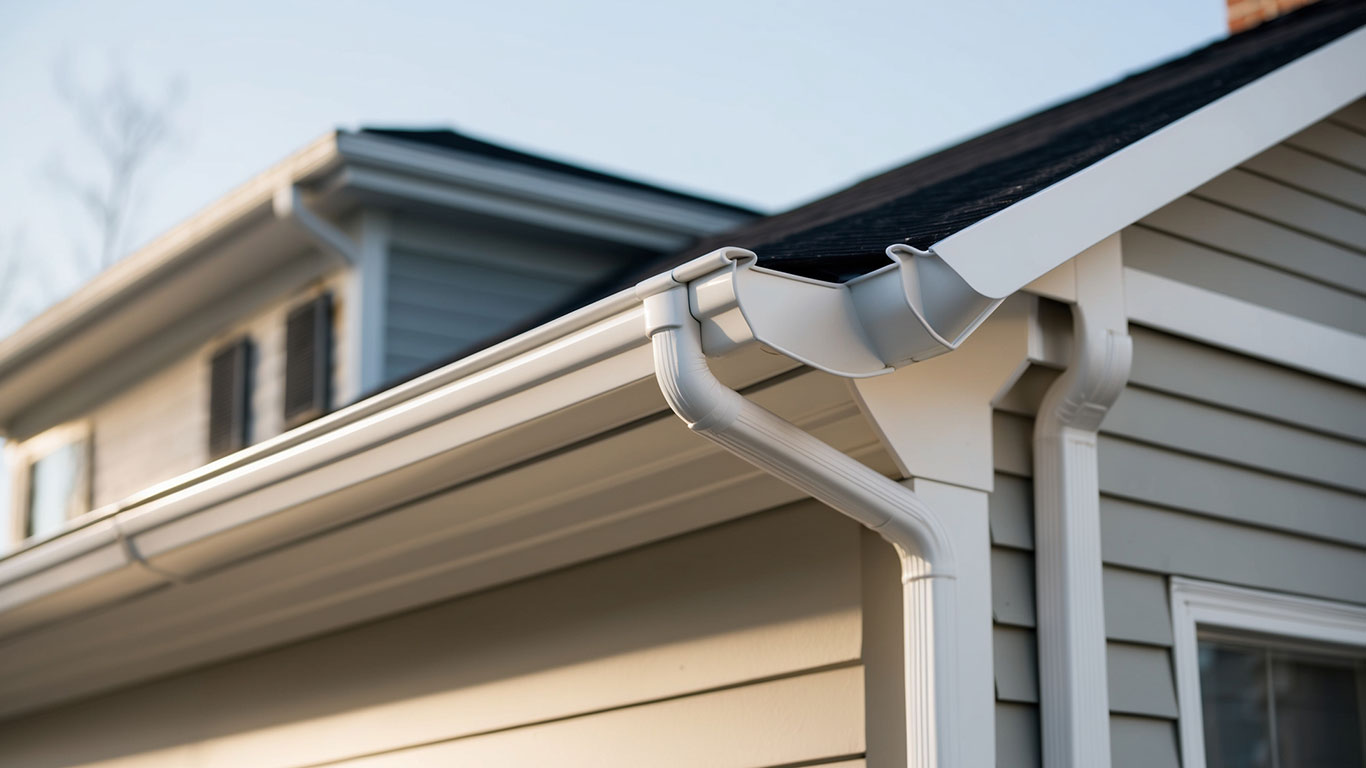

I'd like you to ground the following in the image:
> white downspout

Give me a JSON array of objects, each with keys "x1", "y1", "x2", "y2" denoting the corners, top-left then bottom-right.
[
  {"x1": 273, "y1": 184, "x2": 358, "y2": 264},
  {"x1": 1032, "y1": 237, "x2": 1131, "y2": 768},
  {"x1": 640, "y1": 282, "x2": 959, "y2": 768}
]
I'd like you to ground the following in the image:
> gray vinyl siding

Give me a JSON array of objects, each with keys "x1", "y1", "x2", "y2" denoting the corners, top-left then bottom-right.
[
  {"x1": 383, "y1": 215, "x2": 642, "y2": 383},
  {"x1": 989, "y1": 113, "x2": 1366, "y2": 766}
]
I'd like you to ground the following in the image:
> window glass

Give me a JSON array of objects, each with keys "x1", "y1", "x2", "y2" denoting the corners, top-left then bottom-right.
[
  {"x1": 1200, "y1": 638, "x2": 1365, "y2": 768},
  {"x1": 27, "y1": 439, "x2": 88, "y2": 539},
  {"x1": 1200, "y1": 643, "x2": 1273, "y2": 768},
  {"x1": 1273, "y1": 655, "x2": 1364, "y2": 767}
]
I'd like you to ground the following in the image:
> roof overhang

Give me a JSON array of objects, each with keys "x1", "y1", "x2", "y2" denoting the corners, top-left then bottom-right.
[
  {"x1": 930, "y1": 24, "x2": 1366, "y2": 299},
  {"x1": 1, "y1": 20, "x2": 1363, "y2": 719},
  {"x1": 0, "y1": 132, "x2": 755, "y2": 438}
]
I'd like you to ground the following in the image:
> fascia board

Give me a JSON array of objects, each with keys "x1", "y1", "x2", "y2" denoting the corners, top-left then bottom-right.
[
  {"x1": 932, "y1": 26, "x2": 1366, "y2": 299},
  {"x1": 0, "y1": 133, "x2": 343, "y2": 385},
  {"x1": 336, "y1": 133, "x2": 754, "y2": 237},
  {"x1": 0, "y1": 295, "x2": 653, "y2": 625},
  {"x1": 340, "y1": 166, "x2": 696, "y2": 252}
]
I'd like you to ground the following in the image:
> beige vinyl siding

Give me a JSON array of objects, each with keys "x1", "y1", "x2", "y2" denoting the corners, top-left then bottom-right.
[
  {"x1": 82, "y1": 273, "x2": 346, "y2": 509},
  {"x1": 0, "y1": 502, "x2": 869, "y2": 768},
  {"x1": 88, "y1": 354, "x2": 205, "y2": 508}
]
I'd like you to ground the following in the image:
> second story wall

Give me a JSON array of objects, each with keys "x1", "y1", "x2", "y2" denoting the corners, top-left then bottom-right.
[
  {"x1": 88, "y1": 353, "x2": 206, "y2": 509},
  {"x1": 382, "y1": 213, "x2": 647, "y2": 383}
]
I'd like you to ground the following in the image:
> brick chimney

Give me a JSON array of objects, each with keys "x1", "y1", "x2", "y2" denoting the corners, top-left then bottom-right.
[{"x1": 1226, "y1": 0, "x2": 1319, "y2": 32}]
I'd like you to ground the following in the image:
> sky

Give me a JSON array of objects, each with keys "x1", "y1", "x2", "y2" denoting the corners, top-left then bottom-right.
[{"x1": 0, "y1": 0, "x2": 1227, "y2": 515}]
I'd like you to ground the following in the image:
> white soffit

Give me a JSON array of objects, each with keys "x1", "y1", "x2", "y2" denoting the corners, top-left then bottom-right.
[{"x1": 932, "y1": 26, "x2": 1366, "y2": 300}]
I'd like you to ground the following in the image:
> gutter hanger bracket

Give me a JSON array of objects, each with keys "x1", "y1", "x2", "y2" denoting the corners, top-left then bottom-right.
[{"x1": 273, "y1": 184, "x2": 359, "y2": 265}]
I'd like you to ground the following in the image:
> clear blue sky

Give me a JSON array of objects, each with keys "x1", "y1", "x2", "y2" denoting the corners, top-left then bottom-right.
[{"x1": 0, "y1": 0, "x2": 1226, "y2": 515}]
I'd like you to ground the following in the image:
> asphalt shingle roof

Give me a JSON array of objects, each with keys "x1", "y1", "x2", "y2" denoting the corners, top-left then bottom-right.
[{"x1": 674, "y1": 0, "x2": 1366, "y2": 282}]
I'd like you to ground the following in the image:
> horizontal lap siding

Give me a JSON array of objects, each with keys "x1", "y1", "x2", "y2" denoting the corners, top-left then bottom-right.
[
  {"x1": 383, "y1": 216, "x2": 633, "y2": 383},
  {"x1": 1085, "y1": 127, "x2": 1366, "y2": 767},
  {"x1": 0, "y1": 503, "x2": 867, "y2": 768},
  {"x1": 988, "y1": 427, "x2": 1181, "y2": 768}
]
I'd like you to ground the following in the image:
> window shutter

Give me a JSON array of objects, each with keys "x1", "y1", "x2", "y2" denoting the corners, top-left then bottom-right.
[
  {"x1": 208, "y1": 337, "x2": 252, "y2": 459},
  {"x1": 284, "y1": 293, "x2": 332, "y2": 428}
]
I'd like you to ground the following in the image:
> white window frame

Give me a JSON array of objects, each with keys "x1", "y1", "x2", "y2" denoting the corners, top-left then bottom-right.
[
  {"x1": 6, "y1": 421, "x2": 93, "y2": 547},
  {"x1": 1171, "y1": 576, "x2": 1366, "y2": 768}
]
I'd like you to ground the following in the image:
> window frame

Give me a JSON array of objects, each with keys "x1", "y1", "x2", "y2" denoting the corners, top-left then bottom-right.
[
  {"x1": 6, "y1": 421, "x2": 93, "y2": 545},
  {"x1": 1171, "y1": 576, "x2": 1366, "y2": 768}
]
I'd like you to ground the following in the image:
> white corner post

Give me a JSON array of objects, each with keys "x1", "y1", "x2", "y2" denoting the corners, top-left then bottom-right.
[
  {"x1": 640, "y1": 280, "x2": 959, "y2": 768},
  {"x1": 346, "y1": 210, "x2": 391, "y2": 403},
  {"x1": 1033, "y1": 234, "x2": 1131, "y2": 768}
]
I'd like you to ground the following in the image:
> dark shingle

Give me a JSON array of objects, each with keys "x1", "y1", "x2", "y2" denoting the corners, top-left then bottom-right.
[{"x1": 677, "y1": 0, "x2": 1366, "y2": 282}]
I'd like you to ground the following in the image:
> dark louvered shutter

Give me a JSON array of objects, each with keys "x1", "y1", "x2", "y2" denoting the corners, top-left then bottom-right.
[
  {"x1": 208, "y1": 337, "x2": 252, "y2": 459},
  {"x1": 284, "y1": 293, "x2": 332, "y2": 428}
]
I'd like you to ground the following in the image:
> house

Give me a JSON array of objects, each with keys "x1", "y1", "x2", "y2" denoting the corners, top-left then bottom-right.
[{"x1": 0, "y1": 0, "x2": 1362, "y2": 766}]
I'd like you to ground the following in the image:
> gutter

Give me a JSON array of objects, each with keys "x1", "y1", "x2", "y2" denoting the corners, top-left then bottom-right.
[
  {"x1": 634, "y1": 247, "x2": 1010, "y2": 767},
  {"x1": 272, "y1": 184, "x2": 358, "y2": 264}
]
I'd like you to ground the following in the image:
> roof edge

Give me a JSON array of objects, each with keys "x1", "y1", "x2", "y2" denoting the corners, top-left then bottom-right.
[
  {"x1": 0, "y1": 132, "x2": 346, "y2": 381},
  {"x1": 931, "y1": 24, "x2": 1366, "y2": 298}
]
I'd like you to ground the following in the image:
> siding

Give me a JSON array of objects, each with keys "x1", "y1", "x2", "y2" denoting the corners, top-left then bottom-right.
[
  {"x1": 0, "y1": 502, "x2": 869, "y2": 768},
  {"x1": 89, "y1": 354, "x2": 206, "y2": 508},
  {"x1": 383, "y1": 215, "x2": 640, "y2": 382},
  {"x1": 989, "y1": 112, "x2": 1366, "y2": 767},
  {"x1": 85, "y1": 273, "x2": 346, "y2": 509}
]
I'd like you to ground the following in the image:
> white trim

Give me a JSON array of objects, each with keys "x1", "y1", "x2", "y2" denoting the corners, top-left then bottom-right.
[
  {"x1": 1170, "y1": 577, "x2": 1366, "y2": 768},
  {"x1": 336, "y1": 133, "x2": 753, "y2": 238},
  {"x1": 932, "y1": 26, "x2": 1366, "y2": 299},
  {"x1": 0, "y1": 133, "x2": 343, "y2": 381},
  {"x1": 1123, "y1": 267, "x2": 1366, "y2": 387},
  {"x1": 7, "y1": 421, "x2": 94, "y2": 548},
  {"x1": 1032, "y1": 236, "x2": 1131, "y2": 768},
  {"x1": 348, "y1": 210, "x2": 391, "y2": 401}
]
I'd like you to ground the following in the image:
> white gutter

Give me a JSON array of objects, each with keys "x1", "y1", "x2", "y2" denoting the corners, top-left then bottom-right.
[
  {"x1": 636, "y1": 246, "x2": 1015, "y2": 768},
  {"x1": 272, "y1": 184, "x2": 358, "y2": 264},
  {"x1": 1031, "y1": 237, "x2": 1131, "y2": 768}
]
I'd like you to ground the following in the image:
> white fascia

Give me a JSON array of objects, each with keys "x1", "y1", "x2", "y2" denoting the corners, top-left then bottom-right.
[
  {"x1": 929, "y1": 25, "x2": 1366, "y2": 301},
  {"x1": 335, "y1": 133, "x2": 755, "y2": 250}
]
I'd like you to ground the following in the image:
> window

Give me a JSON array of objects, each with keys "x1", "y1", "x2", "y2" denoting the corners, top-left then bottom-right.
[
  {"x1": 283, "y1": 293, "x2": 332, "y2": 429},
  {"x1": 13, "y1": 424, "x2": 91, "y2": 541},
  {"x1": 1172, "y1": 578, "x2": 1366, "y2": 768},
  {"x1": 208, "y1": 337, "x2": 253, "y2": 459}
]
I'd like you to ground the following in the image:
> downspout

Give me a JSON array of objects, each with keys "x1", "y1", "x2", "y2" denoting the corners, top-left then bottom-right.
[
  {"x1": 1032, "y1": 239, "x2": 1131, "y2": 768},
  {"x1": 273, "y1": 184, "x2": 358, "y2": 264},
  {"x1": 638, "y1": 271, "x2": 961, "y2": 767}
]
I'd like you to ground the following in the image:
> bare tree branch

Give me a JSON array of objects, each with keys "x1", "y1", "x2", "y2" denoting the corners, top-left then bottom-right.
[{"x1": 47, "y1": 58, "x2": 184, "y2": 272}]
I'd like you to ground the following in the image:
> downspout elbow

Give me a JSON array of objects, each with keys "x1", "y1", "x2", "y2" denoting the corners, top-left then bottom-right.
[
  {"x1": 273, "y1": 184, "x2": 358, "y2": 265},
  {"x1": 639, "y1": 283, "x2": 955, "y2": 578}
]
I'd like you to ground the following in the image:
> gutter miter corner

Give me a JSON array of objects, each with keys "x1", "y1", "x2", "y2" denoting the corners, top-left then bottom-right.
[{"x1": 636, "y1": 244, "x2": 1018, "y2": 767}]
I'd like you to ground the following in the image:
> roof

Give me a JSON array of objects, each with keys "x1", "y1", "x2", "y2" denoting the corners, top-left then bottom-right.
[
  {"x1": 394, "y1": 0, "x2": 1366, "y2": 384},
  {"x1": 669, "y1": 0, "x2": 1366, "y2": 283},
  {"x1": 360, "y1": 127, "x2": 760, "y2": 216}
]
